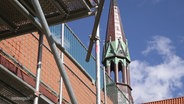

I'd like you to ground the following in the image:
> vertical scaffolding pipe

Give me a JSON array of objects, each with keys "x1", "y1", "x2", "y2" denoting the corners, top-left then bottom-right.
[
  {"x1": 59, "y1": 23, "x2": 64, "y2": 104},
  {"x1": 59, "y1": 77, "x2": 63, "y2": 104},
  {"x1": 103, "y1": 67, "x2": 107, "y2": 104},
  {"x1": 96, "y1": 24, "x2": 100, "y2": 104},
  {"x1": 61, "y1": 23, "x2": 64, "y2": 62},
  {"x1": 31, "y1": 0, "x2": 77, "y2": 103},
  {"x1": 34, "y1": 32, "x2": 43, "y2": 104}
]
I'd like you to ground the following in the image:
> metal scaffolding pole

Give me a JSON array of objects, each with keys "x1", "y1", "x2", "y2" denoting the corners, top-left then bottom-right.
[
  {"x1": 59, "y1": 23, "x2": 65, "y2": 104},
  {"x1": 79, "y1": 0, "x2": 91, "y2": 12},
  {"x1": 31, "y1": 0, "x2": 77, "y2": 104},
  {"x1": 34, "y1": 32, "x2": 43, "y2": 104},
  {"x1": 86, "y1": 0, "x2": 105, "y2": 62},
  {"x1": 59, "y1": 77, "x2": 63, "y2": 104},
  {"x1": 84, "y1": 0, "x2": 104, "y2": 103},
  {"x1": 61, "y1": 23, "x2": 64, "y2": 62},
  {"x1": 96, "y1": 24, "x2": 100, "y2": 104},
  {"x1": 103, "y1": 67, "x2": 107, "y2": 104}
]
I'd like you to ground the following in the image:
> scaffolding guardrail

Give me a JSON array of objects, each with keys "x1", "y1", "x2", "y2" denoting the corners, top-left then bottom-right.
[
  {"x1": 106, "y1": 74, "x2": 130, "y2": 104},
  {"x1": 50, "y1": 24, "x2": 96, "y2": 80},
  {"x1": 50, "y1": 24, "x2": 130, "y2": 103}
]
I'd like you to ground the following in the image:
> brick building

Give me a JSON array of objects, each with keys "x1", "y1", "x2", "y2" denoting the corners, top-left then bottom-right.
[
  {"x1": 0, "y1": 0, "x2": 132, "y2": 104},
  {"x1": 0, "y1": 29, "x2": 112, "y2": 104},
  {"x1": 144, "y1": 97, "x2": 184, "y2": 104}
]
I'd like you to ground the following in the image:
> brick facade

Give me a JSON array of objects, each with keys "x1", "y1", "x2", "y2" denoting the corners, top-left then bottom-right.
[{"x1": 0, "y1": 32, "x2": 113, "y2": 104}]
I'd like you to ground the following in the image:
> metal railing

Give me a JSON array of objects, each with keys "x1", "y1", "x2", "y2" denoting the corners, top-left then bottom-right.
[
  {"x1": 50, "y1": 24, "x2": 96, "y2": 80},
  {"x1": 50, "y1": 24, "x2": 130, "y2": 104},
  {"x1": 106, "y1": 74, "x2": 130, "y2": 104}
]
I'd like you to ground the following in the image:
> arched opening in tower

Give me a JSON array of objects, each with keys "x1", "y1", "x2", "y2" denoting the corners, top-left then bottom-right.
[
  {"x1": 118, "y1": 62, "x2": 124, "y2": 83},
  {"x1": 110, "y1": 61, "x2": 115, "y2": 82}
]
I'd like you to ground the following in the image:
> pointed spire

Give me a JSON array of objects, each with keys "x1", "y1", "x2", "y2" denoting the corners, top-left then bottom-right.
[
  {"x1": 105, "y1": 0, "x2": 126, "y2": 43},
  {"x1": 102, "y1": 1, "x2": 133, "y2": 103}
]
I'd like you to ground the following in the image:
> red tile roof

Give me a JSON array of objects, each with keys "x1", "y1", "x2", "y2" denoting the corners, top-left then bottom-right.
[{"x1": 144, "y1": 96, "x2": 184, "y2": 104}]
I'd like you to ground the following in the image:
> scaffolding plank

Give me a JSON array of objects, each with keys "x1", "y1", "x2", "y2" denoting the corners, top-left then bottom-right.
[{"x1": 0, "y1": 0, "x2": 97, "y2": 39}]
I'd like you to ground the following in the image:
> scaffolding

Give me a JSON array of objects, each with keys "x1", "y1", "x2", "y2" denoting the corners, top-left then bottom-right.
[
  {"x1": 0, "y1": 0, "x2": 105, "y2": 104},
  {"x1": 0, "y1": 10, "x2": 130, "y2": 104},
  {"x1": 0, "y1": 0, "x2": 97, "y2": 39}
]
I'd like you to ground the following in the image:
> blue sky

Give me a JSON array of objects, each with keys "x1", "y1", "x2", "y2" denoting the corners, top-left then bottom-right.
[{"x1": 67, "y1": 0, "x2": 184, "y2": 103}]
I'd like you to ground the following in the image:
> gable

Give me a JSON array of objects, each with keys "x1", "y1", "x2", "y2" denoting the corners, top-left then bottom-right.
[{"x1": 104, "y1": 42, "x2": 116, "y2": 59}]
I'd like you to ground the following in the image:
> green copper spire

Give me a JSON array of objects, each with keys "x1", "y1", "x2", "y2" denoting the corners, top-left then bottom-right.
[{"x1": 103, "y1": 0, "x2": 131, "y2": 64}]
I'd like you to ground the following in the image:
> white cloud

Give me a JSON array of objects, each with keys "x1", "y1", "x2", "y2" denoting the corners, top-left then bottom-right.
[
  {"x1": 130, "y1": 36, "x2": 184, "y2": 103},
  {"x1": 142, "y1": 36, "x2": 174, "y2": 56}
]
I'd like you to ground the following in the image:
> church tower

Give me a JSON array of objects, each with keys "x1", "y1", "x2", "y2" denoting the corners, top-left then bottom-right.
[{"x1": 102, "y1": 0, "x2": 133, "y2": 103}]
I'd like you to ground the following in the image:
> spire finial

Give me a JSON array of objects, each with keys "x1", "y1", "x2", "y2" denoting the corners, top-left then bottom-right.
[{"x1": 112, "y1": 0, "x2": 118, "y2": 6}]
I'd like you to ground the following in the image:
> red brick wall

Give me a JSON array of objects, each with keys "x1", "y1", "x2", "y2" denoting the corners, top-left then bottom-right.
[
  {"x1": 0, "y1": 33, "x2": 113, "y2": 104},
  {"x1": 0, "y1": 33, "x2": 38, "y2": 75}
]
